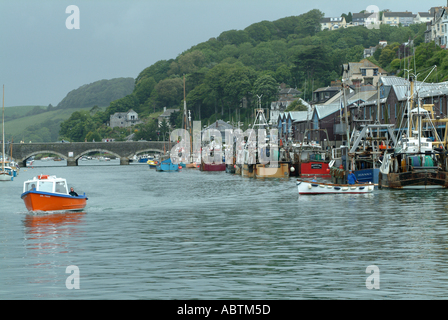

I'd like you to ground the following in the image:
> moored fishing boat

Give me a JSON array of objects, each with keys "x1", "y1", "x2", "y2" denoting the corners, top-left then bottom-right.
[
  {"x1": 200, "y1": 140, "x2": 226, "y2": 171},
  {"x1": 156, "y1": 156, "x2": 180, "y2": 172},
  {"x1": 295, "y1": 129, "x2": 332, "y2": 178},
  {"x1": 255, "y1": 162, "x2": 290, "y2": 178},
  {"x1": 147, "y1": 159, "x2": 158, "y2": 168},
  {"x1": 378, "y1": 77, "x2": 448, "y2": 189},
  {"x1": 200, "y1": 161, "x2": 226, "y2": 171},
  {"x1": 241, "y1": 109, "x2": 290, "y2": 178},
  {"x1": 297, "y1": 179, "x2": 374, "y2": 195},
  {"x1": 21, "y1": 175, "x2": 88, "y2": 211}
]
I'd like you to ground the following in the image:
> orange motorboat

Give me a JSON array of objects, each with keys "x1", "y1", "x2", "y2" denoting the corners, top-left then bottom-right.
[{"x1": 21, "y1": 175, "x2": 88, "y2": 212}]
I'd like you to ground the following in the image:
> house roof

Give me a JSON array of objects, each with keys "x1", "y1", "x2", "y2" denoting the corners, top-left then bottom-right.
[
  {"x1": 313, "y1": 86, "x2": 340, "y2": 93},
  {"x1": 279, "y1": 88, "x2": 301, "y2": 95},
  {"x1": 279, "y1": 111, "x2": 309, "y2": 123},
  {"x1": 203, "y1": 120, "x2": 235, "y2": 131},
  {"x1": 352, "y1": 12, "x2": 371, "y2": 20},
  {"x1": 383, "y1": 12, "x2": 414, "y2": 18},
  {"x1": 314, "y1": 103, "x2": 341, "y2": 120},
  {"x1": 418, "y1": 12, "x2": 432, "y2": 17},
  {"x1": 344, "y1": 59, "x2": 387, "y2": 75},
  {"x1": 159, "y1": 108, "x2": 179, "y2": 118},
  {"x1": 320, "y1": 17, "x2": 343, "y2": 23}
]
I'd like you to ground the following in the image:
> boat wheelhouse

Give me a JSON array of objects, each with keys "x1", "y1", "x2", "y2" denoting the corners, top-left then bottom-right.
[{"x1": 21, "y1": 175, "x2": 88, "y2": 211}]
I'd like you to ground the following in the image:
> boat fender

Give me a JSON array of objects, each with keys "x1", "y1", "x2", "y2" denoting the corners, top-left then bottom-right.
[
  {"x1": 290, "y1": 166, "x2": 295, "y2": 172},
  {"x1": 308, "y1": 184, "x2": 312, "y2": 189}
]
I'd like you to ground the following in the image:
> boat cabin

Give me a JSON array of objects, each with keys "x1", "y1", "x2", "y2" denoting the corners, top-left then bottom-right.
[{"x1": 23, "y1": 175, "x2": 69, "y2": 194}]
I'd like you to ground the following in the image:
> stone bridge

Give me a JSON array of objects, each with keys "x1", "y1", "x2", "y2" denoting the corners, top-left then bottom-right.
[{"x1": 10, "y1": 141, "x2": 168, "y2": 166}]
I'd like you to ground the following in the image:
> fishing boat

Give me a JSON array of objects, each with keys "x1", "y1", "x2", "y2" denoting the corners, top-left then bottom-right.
[
  {"x1": 0, "y1": 85, "x2": 13, "y2": 181},
  {"x1": 241, "y1": 109, "x2": 290, "y2": 178},
  {"x1": 138, "y1": 154, "x2": 151, "y2": 163},
  {"x1": 200, "y1": 140, "x2": 226, "y2": 171},
  {"x1": 330, "y1": 123, "x2": 397, "y2": 185},
  {"x1": 185, "y1": 162, "x2": 198, "y2": 169},
  {"x1": 147, "y1": 158, "x2": 158, "y2": 168},
  {"x1": 297, "y1": 179, "x2": 374, "y2": 195},
  {"x1": 378, "y1": 78, "x2": 448, "y2": 189},
  {"x1": 21, "y1": 175, "x2": 88, "y2": 211},
  {"x1": 294, "y1": 129, "x2": 332, "y2": 178},
  {"x1": 156, "y1": 156, "x2": 180, "y2": 172}
]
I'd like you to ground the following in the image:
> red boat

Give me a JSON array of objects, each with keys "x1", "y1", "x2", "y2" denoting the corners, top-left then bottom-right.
[
  {"x1": 296, "y1": 129, "x2": 331, "y2": 178},
  {"x1": 299, "y1": 159, "x2": 330, "y2": 177},
  {"x1": 21, "y1": 175, "x2": 88, "y2": 212},
  {"x1": 200, "y1": 161, "x2": 226, "y2": 171}
]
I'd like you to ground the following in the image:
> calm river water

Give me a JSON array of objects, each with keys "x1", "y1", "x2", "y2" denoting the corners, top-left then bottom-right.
[{"x1": 1, "y1": 159, "x2": 448, "y2": 299}]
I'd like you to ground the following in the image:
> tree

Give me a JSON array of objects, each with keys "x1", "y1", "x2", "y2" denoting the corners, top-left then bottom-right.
[
  {"x1": 154, "y1": 77, "x2": 183, "y2": 110},
  {"x1": 134, "y1": 77, "x2": 156, "y2": 105},
  {"x1": 86, "y1": 131, "x2": 101, "y2": 142},
  {"x1": 252, "y1": 74, "x2": 279, "y2": 107},
  {"x1": 293, "y1": 44, "x2": 332, "y2": 81},
  {"x1": 295, "y1": 9, "x2": 324, "y2": 37},
  {"x1": 285, "y1": 99, "x2": 307, "y2": 111}
]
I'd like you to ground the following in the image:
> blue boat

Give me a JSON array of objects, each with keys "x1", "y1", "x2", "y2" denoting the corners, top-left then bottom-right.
[
  {"x1": 353, "y1": 168, "x2": 379, "y2": 185},
  {"x1": 138, "y1": 155, "x2": 152, "y2": 163},
  {"x1": 156, "y1": 157, "x2": 180, "y2": 172}
]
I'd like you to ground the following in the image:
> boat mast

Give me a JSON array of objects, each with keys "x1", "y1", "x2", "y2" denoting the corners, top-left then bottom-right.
[{"x1": 2, "y1": 85, "x2": 4, "y2": 173}]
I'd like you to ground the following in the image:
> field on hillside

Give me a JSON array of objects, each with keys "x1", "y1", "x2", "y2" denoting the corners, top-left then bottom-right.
[
  {"x1": 2, "y1": 105, "x2": 162, "y2": 142},
  {"x1": 3, "y1": 106, "x2": 107, "y2": 139}
]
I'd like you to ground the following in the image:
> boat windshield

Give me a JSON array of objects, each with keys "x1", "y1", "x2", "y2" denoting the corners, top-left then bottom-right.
[
  {"x1": 24, "y1": 182, "x2": 36, "y2": 192},
  {"x1": 38, "y1": 180, "x2": 54, "y2": 193},
  {"x1": 55, "y1": 181, "x2": 67, "y2": 194}
]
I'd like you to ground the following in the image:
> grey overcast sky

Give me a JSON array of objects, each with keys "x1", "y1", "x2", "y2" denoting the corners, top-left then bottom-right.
[{"x1": 0, "y1": 0, "x2": 444, "y2": 107}]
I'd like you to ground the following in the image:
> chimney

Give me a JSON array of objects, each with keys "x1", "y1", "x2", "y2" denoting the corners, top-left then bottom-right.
[{"x1": 352, "y1": 78, "x2": 362, "y2": 89}]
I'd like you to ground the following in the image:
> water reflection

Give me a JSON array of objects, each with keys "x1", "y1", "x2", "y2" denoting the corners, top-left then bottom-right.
[{"x1": 23, "y1": 211, "x2": 86, "y2": 251}]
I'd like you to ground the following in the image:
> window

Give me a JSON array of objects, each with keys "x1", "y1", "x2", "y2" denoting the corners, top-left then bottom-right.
[
  {"x1": 55, "y1": 181, "x2": 67, "y2": 194},
  {"x1": 361, "y1": 69, "x2": 366, "y2": 76},
  {"x1": 38, "y1": 181, "x2": 54, "y2": 193},
  {"x1": 373, "y1": 69, "x2": 378, "y2": 76}
]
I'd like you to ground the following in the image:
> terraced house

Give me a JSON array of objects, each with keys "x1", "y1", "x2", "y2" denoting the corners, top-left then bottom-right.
[
  {"x1": 382, "y1": 11, "x2": 415, "y2": 27},
  {"x1": 320, "y1": 17, "x2": 346, "y2": 30}
]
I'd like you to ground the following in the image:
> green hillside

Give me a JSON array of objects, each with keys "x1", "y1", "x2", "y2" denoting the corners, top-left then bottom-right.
[
  {"x1": 57, "y1": 77, "x2": 135, "y2": 109},
  {"x1": 3, "y1": 106, "x2": 105, "y2": 142},
  {"x1": 1, "y1": 77, "x2": 135, "y2": 142}
]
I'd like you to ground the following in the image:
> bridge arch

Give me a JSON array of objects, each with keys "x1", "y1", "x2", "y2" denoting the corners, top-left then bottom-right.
[
  {"x1": 76, "y1": 148, "x2": 121, "y2": 160},
  {"x1": 22, "y1": 150, "x2": 68, "y2": 161},
  {"x1": 127, "y1": 148, "x2": 165, "y2": 158}
]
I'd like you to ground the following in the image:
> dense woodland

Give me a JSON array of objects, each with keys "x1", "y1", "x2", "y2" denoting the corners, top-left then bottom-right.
[{"x1": 12, "y1": 9, "x2": 446, "y2": 142}]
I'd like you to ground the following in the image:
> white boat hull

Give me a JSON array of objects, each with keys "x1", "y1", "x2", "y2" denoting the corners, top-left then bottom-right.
[
  {"x1": 297, "y1": 179, "x2": 374, "y2": 194},
  {"x1": 0, "y1": 173, "x2": 13, "y2": 181}
]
